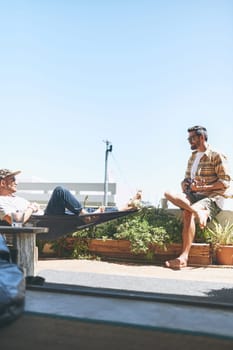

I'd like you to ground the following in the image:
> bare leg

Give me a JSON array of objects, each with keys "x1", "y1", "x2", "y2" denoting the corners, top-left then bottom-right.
[
  {"x1": 164, "y1": 191, "x2": 209, "y2": 269},
  {"x1": 165, "y1": 210, "x2": 195, "y2": 269},
  {"x1": 164, "y1": 191, "x2": 209, "y2": 228},
  {"x1": 165, "y1": 191, "x2": 195, "y2": 213},
  {"x1": 181, "y1": 210, "x2": 196, "y2": 258}
]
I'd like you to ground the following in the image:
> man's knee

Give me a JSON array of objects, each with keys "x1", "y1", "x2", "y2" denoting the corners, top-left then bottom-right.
[
  {"x1": 164, "y1": 191, "x2": 177, "y2": 201},
  {"x1": 53, "y1": 186, "x2": 65, "y2": 193},
  {"x1": 164, "y1": 191, "x2": 171, "y2": 199},
  {"x1": 52, "y1": 186, "x2": 67, "y2": 199}
]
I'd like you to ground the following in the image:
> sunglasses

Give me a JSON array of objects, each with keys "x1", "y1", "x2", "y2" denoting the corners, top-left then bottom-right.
[{"x1": 187, "y1": 135, "x2": 200, "y2": 142}]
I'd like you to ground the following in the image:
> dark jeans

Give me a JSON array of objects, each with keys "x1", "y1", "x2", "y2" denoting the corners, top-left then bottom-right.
[{"x1": 44, "y1": 186, "x2": 83, "y2": 215}]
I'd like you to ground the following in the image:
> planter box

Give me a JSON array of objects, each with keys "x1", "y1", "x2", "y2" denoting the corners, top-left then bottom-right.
[
  {"x1": 40, "y1": 238, "x2": 212, "y2": 265},
  {"x1": 88, "y1": 239, "x2": 212, "y2": 266}
]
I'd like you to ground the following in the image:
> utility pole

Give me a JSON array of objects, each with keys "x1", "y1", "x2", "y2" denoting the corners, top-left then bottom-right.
[{"x1": 103, "y1": 140, "x2": 113, "y2": 206}]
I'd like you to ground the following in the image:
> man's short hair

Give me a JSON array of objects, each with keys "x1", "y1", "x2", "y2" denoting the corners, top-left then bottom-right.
[{"x1": 187, "y1": 125, "x2": 208, "y2": 141}]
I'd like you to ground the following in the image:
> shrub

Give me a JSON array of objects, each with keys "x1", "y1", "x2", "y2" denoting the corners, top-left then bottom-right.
[
  {"x1": 204, "y1": 220, "x2": 233, "y2": 247},
  {"x1": 73, "y1": 207, "x2": 183, "y2": 256}
]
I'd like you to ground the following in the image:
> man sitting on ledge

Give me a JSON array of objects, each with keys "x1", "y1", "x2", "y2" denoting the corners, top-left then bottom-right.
[{"x1": 164, "y1": 125, "x2": 231, "y2": 270}]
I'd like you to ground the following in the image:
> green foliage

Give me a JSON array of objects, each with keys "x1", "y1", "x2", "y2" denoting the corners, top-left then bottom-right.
[
  {"x1": 75, "y1": 207, "x2": 182, "y2": 240},
  {"x1": 113, "y1": 208, "x2": 183, "y2": 254},
  {"x1": 73, "y1": 208, "x2": 183, "y2": 256},
  {"x1": 138, "y1": 208, "x2": 183, "y2": 242},
  {"x1": 204, "y1": 220, "x2": 233, "y2": 247},
  {"x1": 70, "y1": 238, "x2": 91, "y2": 259},
  {"x1": 51, "y1": 237, "x2": 90, "y2": 259},
  {"x1": 114, "y1": 218, "x2": 168, "y2": 254},
  {"x1": 195, "y1": 224, "x2": 208, "y2": 243},
  {"x1": 73, "y1": 214, "x2": 136, "y2": 239}
]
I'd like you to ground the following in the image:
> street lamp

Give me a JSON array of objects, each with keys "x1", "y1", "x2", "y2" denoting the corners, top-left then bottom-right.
[{"x1": 103, "y1": 140, "x2": 113, "y2": 206}]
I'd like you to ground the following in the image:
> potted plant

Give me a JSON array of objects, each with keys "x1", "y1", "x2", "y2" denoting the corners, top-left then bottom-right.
[{"x1": 205, "y1": 220, "x2": 233, "y2": 265}]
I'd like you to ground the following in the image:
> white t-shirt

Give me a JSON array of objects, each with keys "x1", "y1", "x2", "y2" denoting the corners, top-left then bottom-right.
[
  {"x1": 0, "y1": 195, "x2": 30, "y2": 220},
  {"x1": 191, "y1": 152, "x2": 205, "y2": 180}
]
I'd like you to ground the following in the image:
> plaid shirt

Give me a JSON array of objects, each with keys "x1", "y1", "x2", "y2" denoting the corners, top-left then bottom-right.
[{"x1": 185, "y1": 145, "x2": 232, "y2": 198}]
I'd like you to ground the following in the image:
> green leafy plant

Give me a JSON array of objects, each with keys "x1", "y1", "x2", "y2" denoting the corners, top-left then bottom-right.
[
  {"x1": 80, "y1": 216, "x2": 130, "y2": 239},
  {"x1": 80, "y1": 208, "x2": 182, "y2": 257},
  {"x1": 48, "y1": 236, "x2": 90, "y2": 259},
  {"x1": 114, "y1": 217, "x2": 169, "y2": 254},
  {"x1": 138, "y1": 207, "x2": 183, "y2": 243},
  {"x1": 204, "y1": 220, "x2": 233, "y2": 247}
]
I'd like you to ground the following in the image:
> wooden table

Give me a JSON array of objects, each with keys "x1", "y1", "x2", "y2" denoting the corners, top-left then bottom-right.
[{"x1": 0, "y1": 226, "x2": 48, "y2": 276}]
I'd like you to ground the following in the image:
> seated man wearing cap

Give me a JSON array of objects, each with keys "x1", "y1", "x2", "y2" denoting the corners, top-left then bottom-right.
[{"x1": 0, "y1": 169, "x2": 103, "y2": 226}]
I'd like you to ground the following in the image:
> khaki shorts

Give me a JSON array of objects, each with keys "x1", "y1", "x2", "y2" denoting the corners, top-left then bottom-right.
[{"x1": 186, "y1": 192, "x2": 221, "y2": 221}]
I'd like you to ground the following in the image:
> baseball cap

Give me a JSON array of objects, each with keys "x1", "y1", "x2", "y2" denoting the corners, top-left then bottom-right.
[{"x1": 0, "y1": 169, "x2": 21, "y2": 179}]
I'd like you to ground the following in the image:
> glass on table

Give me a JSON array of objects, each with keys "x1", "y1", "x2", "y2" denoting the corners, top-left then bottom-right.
[{"x1": 11, "y1": 210, "x2": 25, "y2": 227}]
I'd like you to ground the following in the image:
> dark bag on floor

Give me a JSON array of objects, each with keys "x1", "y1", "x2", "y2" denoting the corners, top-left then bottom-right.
[{"x1": 0, "y1": 234, "x2": 25, "y2": 326}]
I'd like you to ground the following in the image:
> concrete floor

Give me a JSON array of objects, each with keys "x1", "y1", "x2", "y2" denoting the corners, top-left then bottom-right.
[
  {"x1": 36, "y1": 259, "x2": 233, "y2": 299},
  {"x1": 20, "y1": 258, "x2": 233, "y2": 342}
]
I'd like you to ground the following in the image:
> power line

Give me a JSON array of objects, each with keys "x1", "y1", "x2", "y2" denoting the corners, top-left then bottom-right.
[{"x1": 110, "y1": 152, "x2": 135, "y2": 194}]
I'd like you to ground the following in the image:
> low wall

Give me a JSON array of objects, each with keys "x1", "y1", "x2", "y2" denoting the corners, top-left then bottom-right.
[{"x1": 215, "y1": 210, "x2": 233, "y2": 225}]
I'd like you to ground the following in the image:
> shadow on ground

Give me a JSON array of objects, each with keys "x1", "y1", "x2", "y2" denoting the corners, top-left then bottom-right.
[{"x1": 205, "y1": 287, "x2": 233, "y2": 303}]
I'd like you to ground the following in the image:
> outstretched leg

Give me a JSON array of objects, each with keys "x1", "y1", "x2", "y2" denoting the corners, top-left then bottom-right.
[{"x1": 45, "y1": 186, "x2": 105, "y2": 216}]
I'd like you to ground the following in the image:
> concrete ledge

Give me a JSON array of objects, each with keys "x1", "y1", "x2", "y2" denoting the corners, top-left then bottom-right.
[
  {"x1": 2, "y1": 311, "x2": 233, "y2": 350},
  {"x1": 215, "y1": 210, "x2": 233, "y2": 225}
]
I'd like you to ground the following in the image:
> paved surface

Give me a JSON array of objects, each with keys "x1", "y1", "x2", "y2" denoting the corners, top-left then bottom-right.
[
  {"x1": 36, "y1": 259, "x2": 233, "y2": 299},
  {"x1": 22, "y1": 259, "x2": 233, "y2": 340}
]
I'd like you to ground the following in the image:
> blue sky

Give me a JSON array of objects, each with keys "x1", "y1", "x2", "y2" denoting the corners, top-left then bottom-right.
[{"x1": 1, "y1": 0, "x2": 233, "y2": 208}]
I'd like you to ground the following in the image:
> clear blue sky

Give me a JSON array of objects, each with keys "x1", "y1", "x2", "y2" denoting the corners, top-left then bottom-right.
[{"x1": 1, "y1": 0, "x2": 233, "y2": 208}]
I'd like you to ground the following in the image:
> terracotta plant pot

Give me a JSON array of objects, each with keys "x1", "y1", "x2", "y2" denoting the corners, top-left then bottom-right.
[{"x1": 216, "y1": 245, "x2": 233, "y2": 265}]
